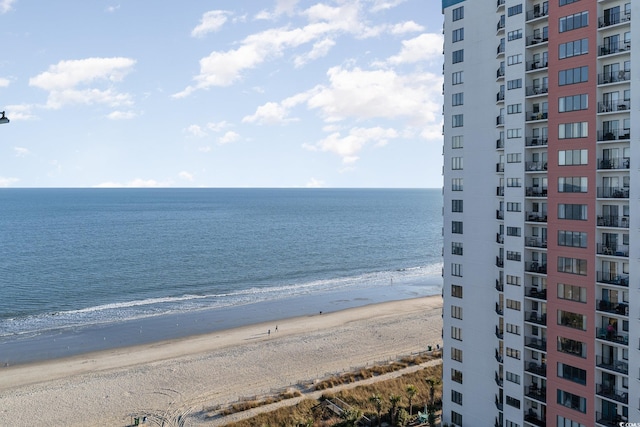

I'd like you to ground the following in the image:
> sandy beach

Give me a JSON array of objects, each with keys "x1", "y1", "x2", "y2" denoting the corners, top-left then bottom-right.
[{"x1": 0, "y1": 296, "x2": 442, "y2": 427}]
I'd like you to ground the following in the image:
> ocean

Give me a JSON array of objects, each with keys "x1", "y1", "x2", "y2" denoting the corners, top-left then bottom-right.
[{"x1": 0, "y1": 188, "x2": 442, "y2": 364}]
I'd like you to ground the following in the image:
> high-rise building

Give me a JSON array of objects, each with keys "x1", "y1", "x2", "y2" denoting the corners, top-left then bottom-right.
[{"x1": 441, "y1": 1, "x2": 638, "y2": 426}]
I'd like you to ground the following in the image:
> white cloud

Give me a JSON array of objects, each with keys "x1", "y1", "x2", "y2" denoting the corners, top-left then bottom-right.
[
  {"x1": 107, "y1": 110, "x2": 136, "y2": 120},
  {"x1": 206, "y1": 120, "x2": 229, "y2": 132},
  {"x1": 191, "y1": 10, "x2": 230, "y2": 38},
  {"x1": 218, "y1": 130, "x2": 240, "y2": 144},
  {"x1": 0, "y1": 77, "x2": 9, "y2": 87},
  {"x1": 243, "y1": 101, "x2": 291, "y2": 125},
  {"x1": 294, "y1": 38, "x2": 335, "y2": 68},
  {"x1": 386, "y1": 33, "x2": 443, "y2": 65},
  {"x1": 106, "y1": 4, "x2": 120, "y2": 13},
  {"x1": 0, "y1": 176, "x2": 19, "y2": 187},
  {"x1": 178, "y1": 171, "x2": 194, "y2": 181},
  {"x1": 370, "y1": 0, "x2": 408, "y2": 13},
  {"x1": 185, "y1": 124, "x2": 207, "y2": 137},
  {"x1": 305, "y1": 177, "x2": 324, "y2": 188},
  {"x1": 13, "y1": 147, "x2": 30, "y2": 157},
  {"x1": 4, "y1": 104, "x2": 36, "y2": 120},
  {"x1": 390, "y1": 21, "x2": 425, "y2": 34},
  {"x1": 29, "y1": 57, "x2": 136, "y2": 109},
  {"x1": 94, "y1": 178, "x2": 171, "y2": 188},
  {"x1": 305, "y1": 126, "x2": 399, "y2": 163},
  {"x1": 0, "y1": 0, "x2": 15, "y2": 14}
]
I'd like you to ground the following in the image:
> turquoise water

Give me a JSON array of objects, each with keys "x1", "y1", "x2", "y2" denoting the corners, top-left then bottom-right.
[{"x1": 0, "y1": 188, "x2": 442, "y2": 363}]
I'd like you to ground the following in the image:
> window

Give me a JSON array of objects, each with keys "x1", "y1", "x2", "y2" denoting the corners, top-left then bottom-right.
[
  {"x1": 507, "y1": 153, "x2": 521, "y2": 163},
  {"x1": 506, "y1": 299, "x2": 521, "y2": 311},
  {"x1": 558, "y1": 310, "x2": 586, "y2": 330},
  {"x1": 556, "y1": 389, "x2": 586, "y2": 413},
  {"x1": 507, "y1": 103, "x2": 522, "y2": 114},
  {"x1": 451, "y1": 368, "x2": 463, "y2": 384},
  {"x1": 451, "y1": 284, "x2": 463, "y2": 298},
  {"x1": 559, "y1": 149, "x2": 588, "y2": 165},
  {"x1": 506, "y1": 274, "x2": 520, "y2": 286},
  {"x1": 558, "y1": 230, "x2": 587, "y2": 247},
  {"x1": 558, "y1": 283, "x2": 586, "y2": 303},
  {"x1": 451, "y1": 157, "x2": 463, "y2": 170},
  {"x1": 452, "y1": 71, "x2": 463, "y2": 85},
  {"x1": 507, "y1": 202, "x2": 521, "y2": 212},
  {"x1": 451, "y1": 135, "x2": 463, "y2": 148},
  {"x1": 452, "y1": 178, "x2": 463, "y2": 191},
  {"x1": 507, "y1": 226, "x2": 521, "y2": 236},
  {"x1": 451, "y1": 327, "x2": 462, "y2": 341},
  {"x1": 558, "y1": 363, "x2": 586, "y2": 385},
  {"x1": 451, "y1": 305, "x2": 462, "y2": 319},
  {"x1": 507, "y1": 178, "x2": 521, "y2": 187},
  {"x1": 451, "y1": 263, "x2": 462, "y2": 277},
  {"x1": 559, "y1": 94, "x2": 588, "y2": 112},
  {"x1": 507, "y1": 128, "x2": 522, "y2": 138},
  {"x1": 507, "y1": 54, "x2": 523, "y2": 65},
  {"x1": 558, "y1": 122, "x2": 588, "y2": 139},
  {"x1": 508, "y1": 4, "x2": 522, "y2": 16},
  {"x1": 559, "y1": 12, "x2": 588, "y2": 32},
  {"x1": 558, "y1": 336, "x2": 586, "y2": 358},
  {"x1": 452, "y1": 221, "x2": 463, "y2": 234},
  {"x1": 507, "y1": 251, "x2": 521, "y2": 261},
  {"x1": 506, "y1": 323, "x2": 520, "y2": 335},
  {"x1": 452, "y1": 6, "x2": 464, "y2": 21},
  {"x1": 451, "y1": 412, "x2": 462, "y2": 426},
  {"x1": 452, "y1": 199, "x2": 463, "y2": 212},
  {"x1": 451, "y1": 242, "x2": 463, "y2": 255},
  {"x1": 557, "y1": 416, "x2": 586, "y2": 427},
  {"x1": 452, "y1": 28, "x2": 464, "y2": 42},
  {"x1": 559, "y1": 66, "x2": 588, "y2": 86},
  {"x1": 559, "y1": 38, "x2": 588, "y2": 59},
  {"x1": 506, "y1": 347, "x2": 520, "y2": 359},
  {"x1": 452, "y1": 92, "x2": 463, "y2": 106},
  {"x1": 558, "y1": 204, "x2": 587, "y2": 220},
  {"x1": 508, "y1": 29, "x2": 522, "y2": 41},
  {"x1": 507, "y1": 78, "x2": 522, "y2": 90},
  {"x1": 557, "y1": 257, "x2": 587, "y2": 275},
  {"x1": 558, "y1": 177, "x2": 587, "y2": 193},
  {"x1": 560, "y1": 0, "x2": 580, "y2": 5},
  {"x1": 452, "y1": 114, "x2": 463, "y2": 127},
  {"x1": 451, "y1": 347, "x2": 462, "y2": 362},
  {"x1": 506, "y1": 395, "x2": 520, "y2": 409},
  {"x1": 452, "y1": 49, "x2": 464, "y2": 64},
  {"x1": 506, "y1": 372, "x2": 520, "y2": 386}
]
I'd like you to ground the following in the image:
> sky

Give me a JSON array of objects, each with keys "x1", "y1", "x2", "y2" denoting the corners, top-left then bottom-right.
[{"x1": 0, "y1": 0, "x2": 444, "y2": 188}]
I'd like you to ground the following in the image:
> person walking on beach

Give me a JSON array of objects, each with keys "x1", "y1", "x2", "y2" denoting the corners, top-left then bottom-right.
[
  {"x1": 275, "y1": 325, "x2": 278, "y2": 332},
  {"x1": 268, "y1": 329, "x2": 271, "y2": 336}
]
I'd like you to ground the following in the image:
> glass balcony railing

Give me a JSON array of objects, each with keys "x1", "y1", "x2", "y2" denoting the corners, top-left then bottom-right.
[
  {"x1": 598, "y1": 41, "x2": 631, "y2": 56},
  {"x1": 598, "y1": 70, "x2": 630, "y2": 85},
  {"x1": 596, "y1": 300, "x2": 628, "y2": 316},
  {"x1": 596, "y1": 383, "x2": 628, "y2": 404},
  {"x1": 596, "y1": 355, "x2": 628, "y2": 374},
  {"x1": 597, "y1": 129, "x2": 630, "y2": 141},
  {"x1": 597, "y1": 157, "x2": 630, "y2": 170},
  {"x1": 597, "y1": 215, "x2": 629, "y2": 228},
  {"x1": 598, "y1": 11, "x2": 631, "y2": 28},
  {"x1": 598, "y1": 99, "x2": 630, "y2": 112},
  {"x1": 596, "y1": 271, "x2": 629, "y2": 287},
  {"x1": 596, "y1": 187, "x2": 629, "y2": 199}
]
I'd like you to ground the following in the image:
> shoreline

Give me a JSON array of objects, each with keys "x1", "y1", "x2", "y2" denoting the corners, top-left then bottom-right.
[{"x1": 0, "y1": 296, "x2": 443, "y2": 427}]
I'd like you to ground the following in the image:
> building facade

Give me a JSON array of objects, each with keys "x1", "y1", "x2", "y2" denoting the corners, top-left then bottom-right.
[{"x1": 441, "y1": 0, "x2": 639, "y2": 426}]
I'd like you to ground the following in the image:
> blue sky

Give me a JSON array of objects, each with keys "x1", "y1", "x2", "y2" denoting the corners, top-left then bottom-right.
[{"x1": 0, "y1": 0, "x2": 443, "y2": 188}]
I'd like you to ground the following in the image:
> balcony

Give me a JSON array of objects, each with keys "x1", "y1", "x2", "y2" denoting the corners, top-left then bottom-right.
[
  {"x1": 497, "y1": 19, "x2": 505, "y2": 32},
  {"x1": 497, "y1": 43, "x2": 505, "y2": 55},
  {"x1": 496, "y1": 115, "x2": 504, "y2": 126},
  {"x1": 598, "y1": 99, "x2": 630, "y2": 113},
  {"x1": 525, "y1": 361, "x2": 547, "y2": 376},
  {"x1": 596, "y1": 328, "x2": 629, "y2": 345},
  {"x1": 525, "y1": 384, "x2": 546, "y2": 403},
  {"x1": 525, "y1": 237, "x2": 547, "y2": 249},
  {"x1": 526, "y1": 35, "x2": 548, "y2": 47},
  {"x1": 597, "y1": 129, "x2": 630, "y2": 141},
  {"x1": 596, "y1": 412, "x2": 626, "y2": 427},
  {"x1": 525, "y1": 212, "x2": 547, "y2": 223},
  {"x1": 524, "y1": 409, "x2": 546, "y2": 427},
  {"x1": 598, "y1": 70, "x2": 630, "y2": 85},
  {"x1": 526, "y1": 86, "x2": 548, "y2": 97},
  {"x1": 525, "y1": 161, "x2": 547, "y2": 172},
  {"x1": 496, "y1": 233, "x2": 504, "y2": 244},
  {"x1": 596, "y1": 383, "x2": 628, "y2": 404},
  {"x1": 596, "y1": 271, "x2": 629, "y2": 287},
  {"x1": 497, "y1": 90, "x2": 505, "y2": 102},
  {"x1": 526, "y1": 7, "x2": 548, "y2": 22},
  {"x1": 526, "y1": 312, "x2": 547, "y2": 325},
  {"x1": 525, "y1": 337, "x2": 547, "y2": 351},
  {"x1": 496, "y1": 279, "x2": 504, "y2": 291},
  {"x1": 525, "y1": 187, "x2": 547, "y2": 197},
  {"x1": 495, "y1": 349, "x2": 503, "y2": 363},
  {"x1": 526, "y1": 287, "x2": 547, "y2": 300},
  {"x1": 526, "y1": 59, "x2": 548, "y2": 72},
  {"x1": 525, "y1": 137, "x2": 548, "y2": 147},
  {"x1": 597, "y1": 300, "x2": 628, "y2": 316},
  {"x1": 597, "y1": 215, "x2": 629, "y2": 228},
  {"x1": 496, "y1": 138, "x2": 505, "y2": 149},
  {"x1": 497, "y1": 0, "x2": 505, "y2": 8},
  {"x1": 598, "y1": 157, "x2": 630, "y2": 170},
  {"x1": 497, "y1": 67, "x2": 505, "y2": 78},
  {"x1": 495, "y1": 302, "x2": 504, "y2": 315},
  {"x1": 495, "y1": 371, "x2": 503, "y2": 386},
  {"x1": 496, "y1": 210, "x2": 504, "y2": 220},
  {"x1": 495, "y1": 395, "x2": 503, "y2": 411},
  {"x1": 597, "y1": 243, "x2": 629, "y2": 257},
  {"x1": 497, "y1": 186, "x2": 504, "y2": 196},
  {"x1": 599, "y1": 41, "x2": 631, "y2": 57},
  {"x1": 525, "y1": 262, "x2": 547, "y2": 274},
  {"x1": 597, "y1": 187, "x2": 629, "y2": 199},
  {"x1": 596, "y1": 355, "x2": 628, "y2": 374},
  {"x1": 598, "y1": 10, "x2": 631, "y2": 28}
]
